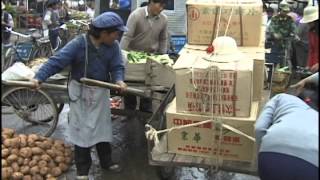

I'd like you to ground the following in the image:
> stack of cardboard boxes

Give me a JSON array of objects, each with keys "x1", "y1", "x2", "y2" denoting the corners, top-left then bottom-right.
[{"x1": 164, "y1": 0, "x2": 266, "y2": 163}]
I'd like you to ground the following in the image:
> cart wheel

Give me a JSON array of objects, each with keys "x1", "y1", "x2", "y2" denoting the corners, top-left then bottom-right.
[
  {"x1": 2, "y1": 47, "x2": 15, "y2": 72},
  {"x1": 156, "y1": 166, "x2": 175, "y2": 180},
  {"x1": 57, "y1": 103, "x2": 65, "y2": 114},
  {"x1": 1, "y1": 87, "x2": 58, "y2": 137}
]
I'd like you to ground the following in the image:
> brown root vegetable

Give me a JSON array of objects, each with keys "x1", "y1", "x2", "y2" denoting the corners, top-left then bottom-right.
[
  {"x1": 54, "y1": 149, "x2": 64, "y2": 157},
  {"x1": 54, "y1": 145, "x2": 65, "y2": 152},
  {"x1": 2, "y1": 159, "x2": 8, "y2": 167},
  {"x1": 2, "y1": 128, "x2": 15, "y2": 137},
  {"x1": 46, "y1": 149, "x2": 56, "y2": 158},
  {"x1": 20, "y1": 166, "x2": 30, "y2": 175},
  {"x1": 32, "y1": 155, "x2": 41, "y2": 162},
  {"x1": 39, "y1": 166, "x2": 49, "y2": 175},
  {"x1": 19, "y1": 138, "x2": 27, "y2": 147},
  {"x1": 23, "y1": 158, "x2": 31, "y2": 166},
  {"x1": 2, "y1": 148, "x2": 10, "y2": 158},
  {"x1": 54, "y1": 140, "x2": 65, "y2": 146},
  {"x1": 32, "y1": 174, "x2": 44, "y2": 180},
  {"x1": 7, "y1": 154, "x2": 18, "y2": 163},
  {"x1": 10, "y1": 137, "x2": 21, "y2": 148},
  {"x1": 38, "y1": 135, "x2": 46, "y2": 141},
  {"x1": 58, "y1": 163, "x2": 69, "y2": 172},
  {"x1": 17, "y1": 157, "x2": 24, "y2": 166},
  {"x1": 31, "y1": 147, "x2": 43, "y2": 155},
  {"x1": 22, "y1": 175, "x2": 32, "y2": 180},
  {"x1": 27, "y1": 134, "x2": 39, "y2": 141},
  {"x1": 64, "y1": 157, "x2": 72, "y2": 164},
  {"x1": 38, "y1": 160, "x2": 47, "y2": 167},
  {"x1": 54, "y1": 156, "x2": 65, "y2": 164},
  {"x1": 46, "y1": 174, "x2": 57, "y2": 180},
  {"x1": 12, "y1": 172, "x2": 23, "y2": 179},
  {"x1": 40, "y1": 154, "x2": 51, "y2": 162},
  {"x1": 50, "y1": 167, "x2": 62, "y2": 177},
  {"x1": 64, "y1": 148, "x2": 72, "y2": 156},
  {"x1": 42, "y1": 140, "x2": 52, "y2": 149},
  {"x1": 3, "y1": 139, "x2": 13, "y2": 148},
  {"x1": 2, "y1": 167, "x2": 13, "y2": 179},
  {"x1": 28, "y1": 160, "x2": 37, "y2": 167},
  {"x1": 11, "y1": 162, "x2": 20, "y2": 172},
  {"x1": 48, "y1": 160, "x2": 56, "y2": 168},
  {"x1": 11, "y1": 148, "x2": 20, "y2": 155},
  {"x1": 29, "y1": 166, "x2": 40, "y2": 175},
  {"x1": 20, "y1": 147, "x2": 32, "y2": 158}
]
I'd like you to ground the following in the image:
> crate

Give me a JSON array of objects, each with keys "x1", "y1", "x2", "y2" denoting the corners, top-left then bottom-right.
[{"x1": 171, "y1": 35, "x2": 186, "y2": 53}]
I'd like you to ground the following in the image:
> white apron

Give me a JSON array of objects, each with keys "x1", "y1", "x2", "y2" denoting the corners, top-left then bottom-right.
[{"x1": 66, "y1": 34, "x2": 112, "y2": 147}]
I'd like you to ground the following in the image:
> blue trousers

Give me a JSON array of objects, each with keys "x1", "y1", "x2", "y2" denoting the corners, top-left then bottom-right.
[{"x1": 258, "y1": 152, "x2": 318, "y2": 180}]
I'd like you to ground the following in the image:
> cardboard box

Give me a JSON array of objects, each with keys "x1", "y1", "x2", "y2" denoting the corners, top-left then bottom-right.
[
  {"x1": 186, "y1": 0, "x2": 263, "y2": 46},
  {"x1": 173, "y1": 48, "x2": 254, "y2": 117},
  {"x1": 179, "y1": 44, "x2": 266, "y2": 101},
  {"x1": 166, "y1": 99, "x2": 259, "y2": 162}
]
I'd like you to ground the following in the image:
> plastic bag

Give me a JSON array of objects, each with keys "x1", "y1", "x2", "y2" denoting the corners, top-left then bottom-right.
[{"x1": 2, "y1": 62, "x2": 35, "y2": 81}]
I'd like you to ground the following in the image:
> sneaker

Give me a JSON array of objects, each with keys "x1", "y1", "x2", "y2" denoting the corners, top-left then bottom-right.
[
  {"x1": 103, "y1": 163, "x2": 122, "y2": 173},
  {"x1": 76, "y1": 176, "x2": 89, "y2": 180}
]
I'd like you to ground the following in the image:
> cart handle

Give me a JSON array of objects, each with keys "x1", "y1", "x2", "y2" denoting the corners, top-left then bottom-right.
[
  {"x1": 1, "y1": 80, "x2": 67, "y2": 91},
  {"x1": 80, "y1": 78, "x2": 151, "y2": 98}
]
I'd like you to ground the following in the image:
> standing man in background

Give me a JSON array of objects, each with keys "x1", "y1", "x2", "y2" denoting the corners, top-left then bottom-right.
[
  {"x1": 2, "y1": 2, "x2": 14, "y2": 45},
  {"x1": 120, "y1": 0, "x2": 168, "y2": 113},
  {"x1": 42, "y1": 0, "x2": 60, "y2": 49}
]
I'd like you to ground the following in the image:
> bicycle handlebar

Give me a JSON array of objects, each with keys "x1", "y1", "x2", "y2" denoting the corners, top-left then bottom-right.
[{"x1": 5, "y1": 27, "x2": 31, "y2": 39}]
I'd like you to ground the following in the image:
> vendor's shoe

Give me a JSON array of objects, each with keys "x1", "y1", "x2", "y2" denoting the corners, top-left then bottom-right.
[
  {"x1": 76, "y1": 176, "x2": 89, "y2": 180},
  {"x1": 102, "y1": 163, "x2": 122, "y2": 173}
]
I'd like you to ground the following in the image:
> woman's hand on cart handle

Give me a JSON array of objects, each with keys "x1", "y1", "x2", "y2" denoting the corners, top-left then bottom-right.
[
  {"x1": 30, "y1": 79, "x2": 41, "y2": 90},
  {"x1": 116, "y1": 81, "x2": 127, "y2": 94}
]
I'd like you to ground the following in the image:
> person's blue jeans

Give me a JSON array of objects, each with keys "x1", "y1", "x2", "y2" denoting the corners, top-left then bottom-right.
[
  {"x1": 49, "y1": 29, "x2": 59, "y2": 49},
  {"x1": 258, "y1": 152, "x2": 318, "y2": 180}
]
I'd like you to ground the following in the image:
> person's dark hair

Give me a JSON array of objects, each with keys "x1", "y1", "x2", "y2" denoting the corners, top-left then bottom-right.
[
  {"x1": 148, "y1": 0, "x2": 168, "y2": 4},
  {"x1": 140, "y1": 2, "x2": 148, "y2": 7},
  {"x1": 297, "y1": 82, "x2": 319, "y2": 111},
  {"x1": 88, "y1": 24, "x2": 119, "y2": 38}
]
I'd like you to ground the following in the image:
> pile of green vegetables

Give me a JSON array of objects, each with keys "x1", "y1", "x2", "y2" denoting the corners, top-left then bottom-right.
[{"x1": 126, "y1": 51, "x2": 174, "y2": 66}]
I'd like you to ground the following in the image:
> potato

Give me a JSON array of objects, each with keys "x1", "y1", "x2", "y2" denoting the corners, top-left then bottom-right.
[
  {"x1": 7, "y1": 154, "x2": 18, "y2": 163},
  {"x1": 31, "y1": 147, "x2": 43, "y2": 155},
  {"x1": 39, "y1": 166, "x2": 49, "y2": 175},
  {"x1": 47, "y1": 178, "x2": 57, "y2": 180},
  {"x1": 29, "y1": 166, "x2": 39, "y2": 175},
  {"x1": 54, "y1": 145, "x2": 65, "y2": 152},
  {"x1": 17, "y1": 157, "x2": 24, "y2": 166},
  {"x1": 2, "y1": 159, "x2": 8, "y2": 167},
  {"x1": 38, "y1": 160, "x2": 47, "y2": 167},
  {"x1": 28, "y1": 134, "x2": 39, "y2": 141},
  {"x1": 27, "y1": 139, "x2": 35, "y2": 147},
  {"x1": 42, "y1": 140, "x2": 52, "y2": 149},
  {"x1": 54, "y1": 139, "x2": 65, "y2": 146},
  {"x1": 22, "y1": 175, "x2": 32, "y2": 180},
  {"x1": 48, "y1": 160, "x2": 57, "y2": 168},
  {"x1": 28, "y1": 160, "x2": 37, "y2": 167},
  {"x1": 50, "y1": 167, "x2": 62, "y2": 177},
  {"x1": 54, "y1": 156, "x2": 65, "y2": 163},
  {"x1": 11, "y1": 162, "x2": 20, "y2": 172},
  {"x1": 38, "y1": 135, "x2": 46, "y2": 141},
  {"x1": 64, "y1": 157, "x2": 72, "y2": 164},
  {"x1": 32, "y1": 155, "x2": 41, "y2": 162},
  {"x1": 20, "y1": 147, "x2": 32, "y2": 158},
  {"x1": 2, "y1": 148, "x2": 10, "y2": 158},
  {"x1": 2, "y1": 128, "x2": 15, "y2": 137},
  {"x1": 2, "y1": 167, "x2": 13, "y2": 179},
  {"x1": 10, "y1": 137, "x2": 21, "y2": 148},
  {"x1": 58, "y1": 163, "x2": 69, "y2": 172},
  {"x1": 32, "y1": 174, "x2": 43, "y2": 180},
  {"x1": 54, "y1": 149, "x2": 64, "y2": 157},
  {"x1": 64, "y1": 148, "x2": 73, "y2": 156},
  {"x1": 46, "y1": 149, "x2": 56, "y2": 157},
  {"x1": 12, "y1": 172, "x2": 23, "y2": 179},
  {"x1": 11, "y1": 148, "x2": 20, "y2": 155},
  {"x1": 23, "y1": 158, "x2": 31, "y2": 166},
  {"x1": 40, "y1": 154, "x2": 51, "y2": 162},
  {"x1": 20, "y1": 166, "x2": 30, "y2": 175},
  {"x1": 19, "y1": 136, "x2": 27, "y2": 147},
  {"x1": 3, "y1": 139, "x2": 13, "y2": 148}
]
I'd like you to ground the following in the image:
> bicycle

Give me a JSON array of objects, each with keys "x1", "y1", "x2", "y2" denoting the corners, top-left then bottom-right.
[{"x1": 2, "y1": 28, "x2": 54, "y2": 72}]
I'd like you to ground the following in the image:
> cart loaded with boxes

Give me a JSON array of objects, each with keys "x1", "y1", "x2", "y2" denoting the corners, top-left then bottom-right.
[{"x1": 145, "y1": 0, "x2": 271, "y2": 177}]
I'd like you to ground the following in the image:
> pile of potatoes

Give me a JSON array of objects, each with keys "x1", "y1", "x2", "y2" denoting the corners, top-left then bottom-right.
[{"x1": 2, "y1": 128, "x2": 73, "y2": 180}]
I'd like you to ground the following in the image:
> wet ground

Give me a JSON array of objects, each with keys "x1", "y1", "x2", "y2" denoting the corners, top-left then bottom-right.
[{"x1": 2, "y1": 103, "x2": 260, "y2": 180}]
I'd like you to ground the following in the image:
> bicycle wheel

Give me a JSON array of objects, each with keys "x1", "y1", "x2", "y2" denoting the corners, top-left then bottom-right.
[
  {"x1": 32, "y1": 42, "x2": 53, "y2": 59},
  {"x1": 1, "y1": 87, "x2": 58, "y2": 137},
  {"x1": 1, "y1": 47, "x2": 15, "y2": 72}
]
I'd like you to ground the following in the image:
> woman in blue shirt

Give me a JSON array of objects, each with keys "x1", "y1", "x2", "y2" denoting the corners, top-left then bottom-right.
[{"x1": 31, "y1": 12, "x2": 128, "y2": 179}]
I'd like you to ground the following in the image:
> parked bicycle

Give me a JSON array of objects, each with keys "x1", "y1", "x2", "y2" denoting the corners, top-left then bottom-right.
[{"x1": 1, "y1": 28, "x2": 53, "y2": 72}]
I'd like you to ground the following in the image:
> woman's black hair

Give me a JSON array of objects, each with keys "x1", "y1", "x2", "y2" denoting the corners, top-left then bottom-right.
[
  {"x1": 297, "y1": 82, "x2": 319, "y2": 111},
  {"x1": 88, "y1": 24, "x2": 119, "y2": 39}
]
